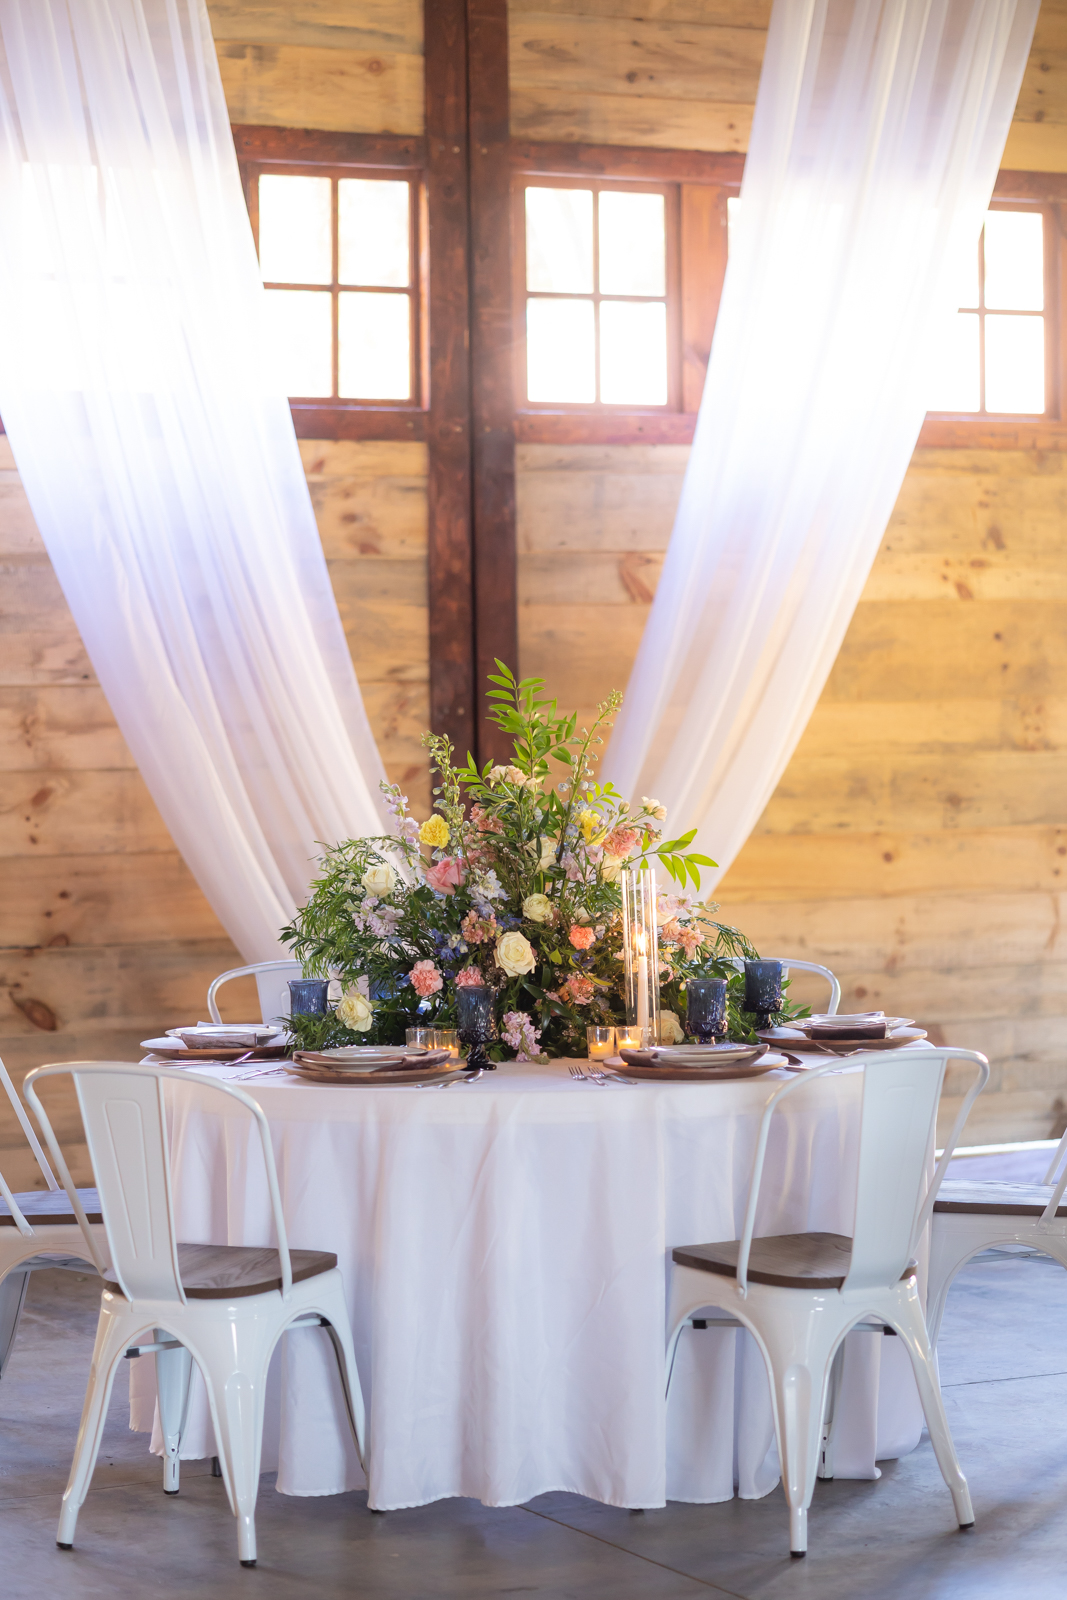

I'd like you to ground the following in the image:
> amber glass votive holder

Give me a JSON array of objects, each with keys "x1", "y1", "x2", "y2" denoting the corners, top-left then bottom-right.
[{"x1": 406, "y1": 1026, "x2": 436, "y2": 1051}]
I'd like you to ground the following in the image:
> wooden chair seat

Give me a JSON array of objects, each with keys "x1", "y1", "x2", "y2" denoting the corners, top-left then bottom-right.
[
  {"x1": 933, "y1": 1179, "x2": 1067, "y2": 1218},
  {"x1": 0, "y1": 1187, "x2": 102, "y2": 1226},
  {"x1": 673, "y1": 1232, "x2": 917, "y2": 1291},
  {"x1": 104, "y1": 1242, "x2": 337, "y2": 1300}
]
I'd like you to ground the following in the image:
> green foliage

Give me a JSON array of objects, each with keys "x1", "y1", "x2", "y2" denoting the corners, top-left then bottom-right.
[{"x1": 280, "y1": 669, "x2": 776, "y2": 1057}]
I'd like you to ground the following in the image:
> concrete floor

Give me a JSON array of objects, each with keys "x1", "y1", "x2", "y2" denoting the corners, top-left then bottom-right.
[{"x1": 2, "y1": 1150, "x2": 1066, "y2": 1598}]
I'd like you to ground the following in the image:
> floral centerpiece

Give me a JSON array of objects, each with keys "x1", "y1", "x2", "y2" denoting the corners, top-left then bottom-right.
[{"x1": 281, "y1": 666, "x2": 799, "y2": 1059}]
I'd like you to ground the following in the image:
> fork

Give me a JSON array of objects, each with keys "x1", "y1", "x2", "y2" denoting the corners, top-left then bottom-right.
[{"x1": 567, "y1": 1062, "x2": 593, "y2": 1084}]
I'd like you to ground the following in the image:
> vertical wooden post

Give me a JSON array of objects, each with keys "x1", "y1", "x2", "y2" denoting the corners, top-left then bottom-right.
[
  {"x1": 424, "y1": 0, "x2": 476, "y2": 760},
  {"x1": 467, "y1": 0, "x2": 518, "y2": 763}
]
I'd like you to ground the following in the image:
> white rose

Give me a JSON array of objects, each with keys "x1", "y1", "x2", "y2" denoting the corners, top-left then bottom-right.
[
  {"x1": 522, "y1": 893, "x2": 554, "y2": 924},
  {"x1": 361, "y1": 860, "x2": 396, "y2": 896},
  {"x1": 496, "y1": 930, "x2": 537, "y2": 977},
  {"x1": 601, "y1": 854, "x2": 624, "y2": 882},
  {"x1": 539, "y1": 836, "x2": 559, "y2": 870},
  {"x1": 658, "y1": 1008, "x2": 685, "y2": 1044},
  {"x1": 337, "y1": 991, "x2": 374, "y2": 1032}
]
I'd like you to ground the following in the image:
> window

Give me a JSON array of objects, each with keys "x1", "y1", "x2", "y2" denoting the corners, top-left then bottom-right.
[
  {"x1": 246, "y1": 167, "x2": 424, "y2": 407},
  {"x1": 928, "y1": 204, "x2": 1051, "y2": 417},
  {"x1": 516, "y1": 180, "x2": 680, "y2": 410}
]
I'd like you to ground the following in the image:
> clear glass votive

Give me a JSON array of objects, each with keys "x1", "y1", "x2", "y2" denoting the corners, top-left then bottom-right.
[
  {"x1": 406, "y1": 1026, "x2": 436, "y2": 1050},
  {"x1": 586, "y1": 1025, "x2": 617, "y2": 1061},
  {"x1": 615, "y1": 1025, "x2": 643, "y2": 1053},
  {"x1": 432, "y1": 1028, "x2": 461, "y2": 1060}
]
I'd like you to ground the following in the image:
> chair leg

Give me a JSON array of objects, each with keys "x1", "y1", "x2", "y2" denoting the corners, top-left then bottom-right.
[
  {"x1": 817, "y1": 1341, "x2": 846, "y2": 1481},
  {"x1": 0, "y1": 1269, "x2": 30, "y2": 1380},
  {"x1": 156, "y1": 1335, "x2": 194, "y2": 1495},
  {"x1": 57, "y1": 1300, "x2": 137, "y2": 1549},
  {"x1": 198, "y1": 1326, "x2": 271, "y2": 1566},
  {"x1": 890, "y1": 1290, "x2": 973, "y2": 1529},
  {"x1": 758, "y1": 1316, "x2": 840, "y2": 1558},
  {"x1": 312, "y1": 1279, "x2": 367, "y2": 1470}
]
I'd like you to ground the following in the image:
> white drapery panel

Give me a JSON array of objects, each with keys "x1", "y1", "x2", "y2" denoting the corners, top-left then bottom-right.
[
  {"x1": 0, "y1": 0, "x2": 388, "y2": 960},
  {"x1": 604, "y1": 0, "x2": 1038, "y2": 886}
]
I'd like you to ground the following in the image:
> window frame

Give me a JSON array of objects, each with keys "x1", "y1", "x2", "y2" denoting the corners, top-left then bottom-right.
[
  {"x1": 513, "y1": 175, "x2": 683, "y2": 414},
  {"x1": 233, "y1": 126, "x2": 429, "y2": 442},
  {"x1": 925, "y1": 196, "x2": 1060, "y2": 424}
]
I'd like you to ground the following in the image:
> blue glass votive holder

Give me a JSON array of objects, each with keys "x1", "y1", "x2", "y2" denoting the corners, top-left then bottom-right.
[
  {"x1": 686, "y1": 978, "x2": 727, "y2": 1044},
  {"x1": 288, "y1": 977, "x2": 330, "y2": 1017},
  {"x1": 743, "y1": 960, "x2": 783, "y2": 1027},
  {"x1": 456, "y1": 985, "x2": 496, "y2": 1071}
]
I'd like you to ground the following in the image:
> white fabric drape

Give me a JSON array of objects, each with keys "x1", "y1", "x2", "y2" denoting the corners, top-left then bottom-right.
[
  {"x1": 0, "y1": 0, "x2": 388, "y2": 960},
  {"x1": 604, "y1": 0, "x2": 1038, "y2": 886}
]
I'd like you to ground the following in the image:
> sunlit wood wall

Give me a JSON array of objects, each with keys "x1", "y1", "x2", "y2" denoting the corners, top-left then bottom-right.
[{"x1": 4, "y1": 0, "x2": 1067, "y2": 1182}]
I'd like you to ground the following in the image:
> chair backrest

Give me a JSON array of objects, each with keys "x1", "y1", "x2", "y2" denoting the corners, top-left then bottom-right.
[
  {"x1": 735, "y1": 1048, "x2": 989, "y2": 1296},
  {"x1": 207, "y1": 960, "x2": 303, "y2": 1025},
  {"x1": 22, "y1": 1062, "x2": 295, "y2": 1305},
  {"x1": 723, "y1": 956, "x2": 841, "y2": 1016}
]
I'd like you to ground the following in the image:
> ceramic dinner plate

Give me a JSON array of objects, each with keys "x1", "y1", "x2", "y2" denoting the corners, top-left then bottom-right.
[
  {"x1": 794, "y1": 1014, "x2": 915, "y2": 1035},
  {"x1": 622, "y1": 1042, "x2": 766, "y2": 1070},
  {"x1": 284, "y1": 1060, "x2": 462, "y2": 1087},
  {"x1": 609, "y1": 1049, "x2": 788, "y2": 1082},
  {"x1": 141, "y1": 1036, "x2": 290, "y2": 1061},
  {"x1": 757, "y1": 1025, "x2": 927, "y2": 1055},
  {"x1": 291, "y1": 1047, "x2": 451, "y2": 1074}
]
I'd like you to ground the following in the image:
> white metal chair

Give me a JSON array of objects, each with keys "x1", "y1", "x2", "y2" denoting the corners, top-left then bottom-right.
[
  {"x1": 927, "y1": 1125, "x2": 1067, "y2": 1349},
  {"x1": 665, "y1": 1047, "x2": 989, "y2": 1558},
  {"x1": 722, "y1": 956, "x2": 842, "y2": 1016},
  {"x1": 206, "y1": 959, "x2": 303, "y2": 1025},
  {"x1": 23, "y1": 1060, "x2": 367, "y2": 1568},
  {"x1": 0, "y1": 1051, "x2": 106, "y2": 1381}
]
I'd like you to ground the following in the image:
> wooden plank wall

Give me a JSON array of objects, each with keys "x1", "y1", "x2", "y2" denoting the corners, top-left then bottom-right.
[{"x1": 512, "y1": 0, "x2": 1067, "y2": 1142}]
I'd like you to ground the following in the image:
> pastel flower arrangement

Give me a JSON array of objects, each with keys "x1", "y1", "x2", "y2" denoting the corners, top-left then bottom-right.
[{"x1": 281, "y1": 666, "x2": 770, "y2": 1058}]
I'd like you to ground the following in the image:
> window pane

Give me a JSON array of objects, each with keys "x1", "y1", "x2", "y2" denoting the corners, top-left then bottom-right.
[
  {"x1": 598, "y1": 192, "x2": 665, "y2": 296},
  {"x1": 526, "y1": 297, "x2": 595, "y2": 402},
  {"x1": 600, "y1": 300, "x2": 668, "y2": 405},
  {"x1": 258, "y1": 175, "x2": 331, "y2": 285},
  {"x1": 985, "y1": 314, "x2": 1044, "y2": 413},
  {"x1": 338, "y1": 291, "x2": 411, "y2": 399},
  {"x1": 526, "y1": 188, "x2": 593, "y2": 294},
  {"x1": 984, "y1": 210, "x2": 1043, "y2": 311},
  {"x1": 927, "y1": 310, "x2": 979, "y2": 412},
  {"x1": 339, "y1": 179, "x2": 409, "y2": 288},
  {"x1": 263, "y1": 289, "x2": 333, "y2": 396}
]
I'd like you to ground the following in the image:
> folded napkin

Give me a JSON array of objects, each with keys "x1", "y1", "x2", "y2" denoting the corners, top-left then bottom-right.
[{"x1": 805, "y1": 1020, "x2": 889, "y2": 1040}]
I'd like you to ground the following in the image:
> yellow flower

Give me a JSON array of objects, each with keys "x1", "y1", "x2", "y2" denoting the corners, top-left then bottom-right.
[
  {"x1": 419, "y1": 815, "x2": 450, "y2": 848},
  {"x1": 337, "y1": 991, "x2": 374, "y2": 1032},
  {"x1": 496, "y1": 931, "x2": 537, "y2": 977},
  {"x1": 578, "y1": 808, "x2": 607, "y2": 845}
]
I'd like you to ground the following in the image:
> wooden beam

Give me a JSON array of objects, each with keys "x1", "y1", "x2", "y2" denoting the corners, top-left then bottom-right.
[
  {"x1": 290, "y1": 405, "x2": 426, "y2": 442},
  {"x1": 515, "y1": 413, "x2": 697, "y2": 446},
  {"x1": 467, "y1": 0, "x2": 518, "y2": 763},
  {"x1": 230, "y1": 124, "x2": 425, "y2": 168},
  {"x1": 511, "y1": 141, "x2": 745, "y2": 186},
  {"x1": 424, "y1": 0, "x2": 477, "y2": 760}
]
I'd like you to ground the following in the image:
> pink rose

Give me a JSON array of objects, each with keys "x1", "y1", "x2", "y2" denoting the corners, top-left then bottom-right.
[
  {"x1": 568, "y1": 925, "x2": 596, "y2": 950},
  {"x1": 563, "y1": 974, "x2": 595, "y2": 1005},
  {"x1": 409, "y1": 960, "x2": 443, "y2": 997},
  {"x1": 455, "y1": 966, "x2": 485, "y2": 988},
  {"x1": 425, "y1": 857, "x2": 465, "y2": 895}
]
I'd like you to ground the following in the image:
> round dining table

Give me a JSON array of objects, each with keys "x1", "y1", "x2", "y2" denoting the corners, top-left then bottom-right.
[{"x1": 129, "y1": 1058, "x2": 924, "y2": 1509}]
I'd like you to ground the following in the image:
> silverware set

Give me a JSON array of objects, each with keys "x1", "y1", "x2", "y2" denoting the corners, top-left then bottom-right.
[{"x1": 567, "y1": 1061, "x2": 635, "y2": 1087}]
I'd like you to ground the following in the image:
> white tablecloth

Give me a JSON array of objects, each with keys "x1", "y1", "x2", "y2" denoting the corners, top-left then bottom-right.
[{"x1": 130, "y1": 1060, "x2": 923, "y2": 1509}]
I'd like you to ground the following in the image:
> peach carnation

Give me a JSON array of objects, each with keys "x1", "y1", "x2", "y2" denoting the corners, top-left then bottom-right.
[
  {"x1": 409, "y1": 960, "x2": 443, "y2": 997},
  {"x1": 602, "y1": 826, "x2": 639, "y2": 858},
  {"x1": 455, "y1": 966, "x2": 485, "y2": 987},
  {"x1": 568, "y1": 924, "x2": 596, "y2": 950}
]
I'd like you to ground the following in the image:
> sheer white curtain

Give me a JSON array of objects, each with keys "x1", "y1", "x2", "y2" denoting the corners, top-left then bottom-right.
[
  {"x1": 0, "y1": 0, "x2": 388, "y2": 959},
  {"x1": 604, "y1": 0, "x2": 1038, "y2": 887}
]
